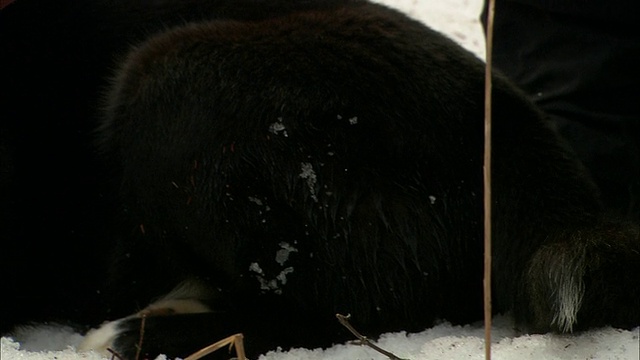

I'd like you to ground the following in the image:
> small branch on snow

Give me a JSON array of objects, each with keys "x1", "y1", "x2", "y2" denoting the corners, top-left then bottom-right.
[
  {"x1": 107, "y1": 348, "x2": 125, "y2": 360},
  {"x1": 336, "y1": 313, "x2": 408, "y2": 360},
  {"x1": 183, "y1": 333, "x2": 246, "y2": 360}
]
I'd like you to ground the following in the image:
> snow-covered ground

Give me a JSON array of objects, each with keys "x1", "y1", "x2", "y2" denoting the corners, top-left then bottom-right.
[
  {"x1": 2, "y1": 1, "x2": 639, "y2": 359},
  {"x1": 3, "y1": 315, "x2": 639, "y2": 360}
]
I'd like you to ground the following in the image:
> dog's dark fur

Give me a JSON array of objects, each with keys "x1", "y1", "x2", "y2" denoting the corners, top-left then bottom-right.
[{"x1": 1, "y1": 0, "x2": 638, "y2": 359}]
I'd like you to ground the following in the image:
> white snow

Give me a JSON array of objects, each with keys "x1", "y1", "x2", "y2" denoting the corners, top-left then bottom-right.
[
  {"x1": 275, "y1": 242, "x2": 298, "y2": 266},
  {"x1": 299, "y1": 162, "x2": 318, "y2": 201},
  {"x1": 3, "y1": 1, "x2": 639, "y2": 360},
  {"x1": 3, "y1": 317, "x2": 638, "y2": 360},
  {"x1": 269, "y1": 118, "x2": 288, "y2": 137}
]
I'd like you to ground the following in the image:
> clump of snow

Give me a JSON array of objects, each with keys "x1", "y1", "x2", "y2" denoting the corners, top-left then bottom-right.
[
  {"x1": 8, "y1": 324, "x2": 85, "y2": 352},
  {"x1": 1, "y1": 336, "x2": 107, "y2": 360},
  {"x1": 299, "y1": 162, "x2": 318, "y2": 201},
  {"x1": 249, "y1": 242, "x2": 298, "y2": 294},
  {"x1": 269, "y1": 118, "x2": 289, "y2": 137},
  {"x1": 337, "y1": 114, "x2": 359, "y2": 125},
  {"x1": 249, "y1": 261, "x2": 264, "y2": 275},
  {"x1": 275, "y1": 242, "x2": 298, "y2": 266}
]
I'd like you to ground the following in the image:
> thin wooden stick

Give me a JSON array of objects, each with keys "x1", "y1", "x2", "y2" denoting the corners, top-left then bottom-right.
[
  {"x1": 183, "y1": 333, "x2": 246, "y2": 360},
  {"x1": 336, "y1": 314, "x2": 408, "y2": 360},
  {"x1": 483, "y1": 0, "x2": 496, "y2": 360},
  {"x1": 106, "y1": 348, "x2": 125, "y2": 360},
  {"x1": 135, "y1": 314, "x2": 147, "y2": 360}
]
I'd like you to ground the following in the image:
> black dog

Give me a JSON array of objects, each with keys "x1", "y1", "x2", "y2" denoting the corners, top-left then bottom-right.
[{"x1": 1, "y1": 0, "x2": 638, "y2": 359}]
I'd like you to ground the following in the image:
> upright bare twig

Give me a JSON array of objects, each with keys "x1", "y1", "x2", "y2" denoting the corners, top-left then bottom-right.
[
  {"x1": 483, "y1": 0, "x2": 497, "y2": 359},
  {"x1": 135, "y1": 314, "x2": 147, "y2": 360}
]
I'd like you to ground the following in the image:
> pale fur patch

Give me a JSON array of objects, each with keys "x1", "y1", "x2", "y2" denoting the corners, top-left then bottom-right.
[
  {"x1": 78, "y1": 279, "x2": 213, "y2": 355},
  {"x1": 138, "y1": 279, "x2": 213, "y2": 316},
  {"x1": 77, "y1": 319, "x2": 123, "y2": 354},
  {"x1": 550, "y1": 253, "x2": 586, "y2": 332}
]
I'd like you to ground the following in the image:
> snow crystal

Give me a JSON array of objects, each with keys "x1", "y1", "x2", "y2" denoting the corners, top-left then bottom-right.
[
  {"x1": 299, "y1": 162, "x2": 318, "y2": 202},
  {"x1": 249, "y1": 245, "x2": 298, "y2": 294},
  {"x1": 249, "y1": 262, "x2": 264, "y2": 275},
  {"x1": 275, "y1": 242, "x2": 298, "y2": 266},
  {"x1": 269, "y1": 118, "x2": 288, "y2": 137},
  {"x1": 275, "y1": 267, "x2": 294, "y2": 285}
]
